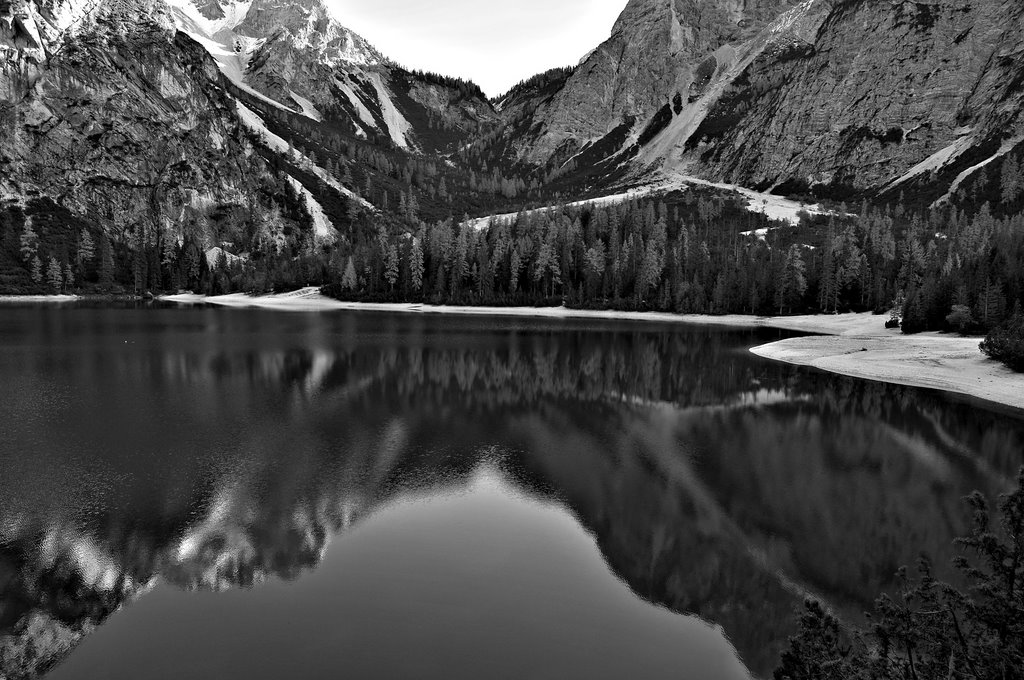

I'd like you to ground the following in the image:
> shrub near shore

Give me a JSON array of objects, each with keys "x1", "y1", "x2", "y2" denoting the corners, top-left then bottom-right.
[{"x1": 980, "y1": 306, "x2": 1024, "y2": 373}]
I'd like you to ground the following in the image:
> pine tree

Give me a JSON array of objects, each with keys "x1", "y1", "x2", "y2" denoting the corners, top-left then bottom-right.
[
  {"x1": 20, "y1": 219, "x2": 37, "y2": 263},
  {"x1": 341, "y1": 257, "x2": 357, "y2": 291},
  {"x1": 585, "y1": 244, "x2": 606, "y2": 296},
  {"x1": 162, "y1": 228, "x2": 178, "y2": 267},
  {"x1": 408, "y1": 190, "x2": 419, "y2": 219},
  {"x1": 30, "y1": 254, "x2": 42, "y2": 284},
  {"x1": 776, "y1": 245, "x2": 808, "y2": 314},
  {"x1": 46, "y1": 256, "x2": 63, "y2": 292},
  {"x1": 99, "y1": 236, "x2": 115, "y2": 289},
  {"x1": 63, "y1": 263, "x2": 75, "y2": 291},
  {"x1": 509, "y1": 247, "x2": 522, "y2": 294},
  {"x1": 711, "y1": 273, "x2": 728, "y2": 313},
  {"x1": 79, "y1": 229, "x2": 95, "y2": 262},
  {"x1": 839, "y1": 226, "x2": 864, "y2": 309},
  {"x1": 384, "y1": 243, "x2": 399, "y2": 292},
  {"x1": 818, "y1": 219, "x2": 836, "y2": 311},
  {"x1": 409, "y1": 238, "x2": 424, "y2": 292},
  {"x1": 976, "y1": 279, "x2": 1008, "y2": 328},
  {"x1": 1001, "y1": 155, "x2": 1022, "y2": 205}
]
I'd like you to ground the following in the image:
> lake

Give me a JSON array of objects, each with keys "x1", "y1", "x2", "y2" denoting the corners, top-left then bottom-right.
[{"x1": 1, "y1": 305, "x2": 1022, "y2": 679}]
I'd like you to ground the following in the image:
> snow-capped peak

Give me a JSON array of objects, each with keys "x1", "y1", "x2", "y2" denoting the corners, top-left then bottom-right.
[
  {"x1": 168, "y1": 0, "x2": 385, "y2": 79},
  {"x1": 166, "y1": 0, "x2": 386, "y2": 121}
]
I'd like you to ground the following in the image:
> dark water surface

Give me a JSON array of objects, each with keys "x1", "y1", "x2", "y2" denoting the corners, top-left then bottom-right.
[{"x1": 1, "y1": 305, "x2": 1023, "y2": 679}]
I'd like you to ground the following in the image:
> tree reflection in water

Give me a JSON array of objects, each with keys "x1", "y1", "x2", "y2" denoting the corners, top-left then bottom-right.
[{"x1": 0, "y1": 307, "x2": 1022, "y2": 678}]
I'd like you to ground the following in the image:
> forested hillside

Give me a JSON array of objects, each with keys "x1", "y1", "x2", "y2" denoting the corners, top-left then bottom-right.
[{"x1": 318, "y1": 191, "x2": 1024, "y2": 332}]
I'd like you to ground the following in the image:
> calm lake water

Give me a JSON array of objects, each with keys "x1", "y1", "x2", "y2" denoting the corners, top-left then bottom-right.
[{"x1": 1, "y1": 305, "x2": 1023, "y2": 680}]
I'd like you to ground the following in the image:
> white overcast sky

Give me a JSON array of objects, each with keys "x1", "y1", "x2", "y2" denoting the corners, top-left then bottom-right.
[{"x1": 326, "y1": 0, "x2": 626, "y2": 97}]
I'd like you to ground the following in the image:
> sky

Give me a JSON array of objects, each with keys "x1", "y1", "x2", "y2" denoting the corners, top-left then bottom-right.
[{"x1": 325, "y1": 0, "x2": 627, "y2": 97}]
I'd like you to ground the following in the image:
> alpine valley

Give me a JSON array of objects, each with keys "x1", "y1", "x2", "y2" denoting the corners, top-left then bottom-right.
[
  {"x1": 4, "y1": 2, "x2": 1024, "y2": 680},
  {"x1": 1, "y1": 0, "x2": 1023, "y2": 327}
]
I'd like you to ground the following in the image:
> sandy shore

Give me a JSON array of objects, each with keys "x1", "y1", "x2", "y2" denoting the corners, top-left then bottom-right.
[
  {"x1": 156, "y1": 289, "x2": 1024, "y2": 411},
  {"x1": 0, "y1": 295, "x2": 80, "y2": 303},
  {"x1": 157, "y1": 288, "x2": 883, "y2": 332},
  {"x1": 749, "y1": 320, "x2": 1024, "y2": 411}
]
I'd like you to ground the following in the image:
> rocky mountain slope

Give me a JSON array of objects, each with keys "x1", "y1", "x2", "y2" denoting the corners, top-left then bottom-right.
[
  {"x1": 497, "y1": 0, "x2": 808, "y2": 165},
  {"x1": 1, "y1": 0, "x2": 249, "y2": 221},
  {"x1": 0, "y1": 0, "x2": 336, "y2": 272},
  {"x1": 0, "y1": 0, "x2": 503, "y2": 295},
  {"x1": 166, "y1": 0, "x2": 496, "y2": 152},
  {"x1": 492, "y1": 0, "x2": 1024, "y2": 203}
]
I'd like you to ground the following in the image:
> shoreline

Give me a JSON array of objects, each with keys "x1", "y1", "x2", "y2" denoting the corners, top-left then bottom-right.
[
  {"x1": 164, "y1": 289, "x2": 1024, "y2": 412},
  {"x1": 750, "y1": 330, "x2": 1024, "y2": 413},
  {"x1": 158, "y1": 289, "x2": 1024, "y2": 411},
  {"x1": 5, "y1": 290, "x2": 1020, "y2": 411},
  {"x1": 153, "y1": 288, "x2": 881, "y2": 331},
  {"x1": 0, "y1": 295, "x2": 80, "y2": 303}
]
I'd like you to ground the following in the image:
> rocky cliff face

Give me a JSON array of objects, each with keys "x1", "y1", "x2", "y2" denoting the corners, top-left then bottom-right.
[
  {"x1": 502, "y1": 0, "x2": 1024, "y2": 201},
  {"x1": 0, "y1": 0, "x2": 309, "y2": 247},
  {"x1": 687, "y1": 0, "x2": 1024, "y2": 198},
  {"x1": 500, "y1": 0, "x2": 806, "y2": 167}
]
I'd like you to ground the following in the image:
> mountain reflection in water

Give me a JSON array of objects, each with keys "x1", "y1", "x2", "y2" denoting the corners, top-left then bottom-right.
[{"x1": 0, "y1": 307, "x2": 1022, "y2": 679}]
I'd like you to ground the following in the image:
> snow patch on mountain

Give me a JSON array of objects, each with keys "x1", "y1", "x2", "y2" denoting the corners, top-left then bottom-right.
[
  {"x1": 168, "y1": 0, "x2": 311, "y2": 119},
  {"x1": 669, "y1": 174, "x2": 826, "y2": 225},
  {"x1": 367, "y1": 71, "x2": 413, "y2": 149},
  {"x1": 233, "y1": 102, "x2": 335, "y2": 239},
  {"x1": 883, "y1": 131, "x2": 975, "y2": 191},
  {"x1": 286, "y1": 177, "x2": 334, "y2": 240},
  {"x1": 464, "y1": 172, "x2": 827, "y2": 231},
  {"x1": 289, "y1": 90, "x2": 322, "y2": 121},
  {"x1": 334, "y1": 76, "x2": 376, "y2": 137},
  {"x1": 933, "y1": 135, "x2": 1024, "y2": 207},
  {"x1": 166, "y1": 0, "x2": 378, "y2": 123},
  {"x1": 236, "y1": 100, "x2": 374, "y2": 211},
  {"x1": 463, "y1": 183, "x2": 667, "y2": 231},
  {"x1": 45, "y1": 0, "x2": 98, "y2": 33},
  {"x1": 164, "y1": 1, "x2": 419, "y2": 150}
]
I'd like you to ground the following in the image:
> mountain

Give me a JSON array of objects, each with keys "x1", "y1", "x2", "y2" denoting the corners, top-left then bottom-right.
[
  {"x1": 166, "y1": 0, "x2": 496, "y2": 153},
  {"x1": 0, "y1": 0, "x2": 503, "y2": 295},
  {"x1": 0, "y1": 0, "x2": 333, "y2": 270},
  {"x1": 493, "y1": 0, "x2": 809, "y2": 165},
  {"x1": 494, "y1": 0, "x2": 1024, "y2": 203},
  {"x1": 2, "y1": 0, "x2": 1024, "y2": 300}
]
